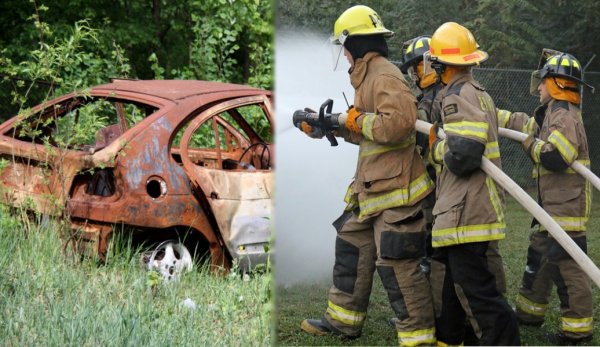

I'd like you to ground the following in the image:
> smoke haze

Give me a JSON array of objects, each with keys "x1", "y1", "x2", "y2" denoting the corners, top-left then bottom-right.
[{"x1": 274, "y1": 31, "x2": 358, "y2": 286}]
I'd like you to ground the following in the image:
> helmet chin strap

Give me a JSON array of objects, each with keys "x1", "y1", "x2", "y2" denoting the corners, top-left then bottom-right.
[
  {"x1": 431, "y1": 62, "x2": 448, "y2": 84},
  {"x1": 333, "y1": 46, "x2": 344, "y2": 71},
  {"x1": 431, "y1": 61, "x2": 444, "y2": 74}
]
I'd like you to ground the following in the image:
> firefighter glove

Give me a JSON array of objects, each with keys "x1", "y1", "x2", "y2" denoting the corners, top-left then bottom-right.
[
  {"x1": 300, "y1": 121, "x2": 324, "y2": 139},
  {"x1": 522, "y1": 134, "x2": 539, "y2": 158},
  {"x1": 345, "y1": 106, "x2": 362, "y2": 134},
  {"x1": 428, "y1": 122, "x2": 440, "y2": 152}
]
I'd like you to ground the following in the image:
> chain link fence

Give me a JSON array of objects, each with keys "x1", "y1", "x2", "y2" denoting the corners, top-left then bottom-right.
[
  {"x1": 393, "y1": 64, "x2": 600, "y2": 188},
  {"x1": 476, "y1": 68, "x2": 600, "y2": 188},
  {"x1": 474, "y1": 68, "x2": 540, "y2": 188}
]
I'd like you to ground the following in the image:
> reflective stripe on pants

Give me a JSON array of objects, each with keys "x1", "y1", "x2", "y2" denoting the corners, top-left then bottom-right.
[{"x1": 325, "y1": 204, "x2": 435, "y2": 341}]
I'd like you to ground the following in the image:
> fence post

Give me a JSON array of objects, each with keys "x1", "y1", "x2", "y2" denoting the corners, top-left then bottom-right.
[{"x1": 581, "y1": 54, "x2": 596, "y2": 111}]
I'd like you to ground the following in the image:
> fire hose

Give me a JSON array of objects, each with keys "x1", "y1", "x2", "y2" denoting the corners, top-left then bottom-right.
[
  {"x1": 497, "y1": 127, "x2": 600, "y2": 192},
  {"x1": 416, "y1": 119, "x2": 600, "y2": 288}
]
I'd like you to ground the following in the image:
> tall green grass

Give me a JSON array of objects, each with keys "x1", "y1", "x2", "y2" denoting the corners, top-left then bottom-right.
[
  {"x1": 0, "y1": 205, "x2": 272, "y2": 346},
  {"x1": 276, "y1": 196, "x2": 600, "y2": 346}
]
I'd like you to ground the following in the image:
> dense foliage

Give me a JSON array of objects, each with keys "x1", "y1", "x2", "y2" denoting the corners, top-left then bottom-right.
[
  {"x1": 277, "y1": 0, "x2": 600, "y2": 70},
  {"x1": 0, "y1": 0, "x2": 273, "y2": 120}
]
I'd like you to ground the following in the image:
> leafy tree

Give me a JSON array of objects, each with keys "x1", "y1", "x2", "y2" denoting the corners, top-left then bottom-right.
[
  {"x1": 0, "y1": 5, "x2": 131, "y2": 120},
  {"x1": 0, "y1": 0, "x2": 273, "y2": 121},
  {"x1": 277, "y1": 0, "x2": 600, "y2": 70},
  {"x1": 173, "y1": 0, "x2": 273, "y2": 88}
]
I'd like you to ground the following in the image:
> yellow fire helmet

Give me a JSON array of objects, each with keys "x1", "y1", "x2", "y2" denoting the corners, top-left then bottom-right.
[
  {"x1": 331, "y1": 5, "x2": 394, "y2": 46},
  {"x1": 429, "y1": 22, "x2": 488, "y2": 66}
]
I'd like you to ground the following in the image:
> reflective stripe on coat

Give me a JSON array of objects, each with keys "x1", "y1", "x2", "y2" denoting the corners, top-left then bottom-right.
[
  {"x1": 431, "y1": 71, "x2": 505, "y2": 247},
  {"x1": 339, "y1": 52, "x2": 434, "y2": 220}
]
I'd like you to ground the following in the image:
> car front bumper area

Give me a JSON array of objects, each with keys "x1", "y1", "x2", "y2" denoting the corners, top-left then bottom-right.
[{"x1": 229, "y1": 214, "x2": 271, "y2": 272}]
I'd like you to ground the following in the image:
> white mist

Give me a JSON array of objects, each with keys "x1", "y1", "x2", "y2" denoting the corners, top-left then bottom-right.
[{"x1": 274, "y1": 30, "x2": 358, "y2": 286}]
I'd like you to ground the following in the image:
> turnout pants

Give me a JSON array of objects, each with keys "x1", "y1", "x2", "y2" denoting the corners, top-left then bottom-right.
[
  {"x1": 324, "y1": 203, "x2": 435, "y2": 346},
  {"x1": 484, "y1": 240, "x2": 507, "y2": 295},
  {"x1": 515, "y1": 230, "x2": 593, "y2": 339},
  {"x1": 429, "y1": 240, "x2": 507, "y2": 346},
  {"x1": 430, "y1": 241, "x2": 520, "y2": 346}
]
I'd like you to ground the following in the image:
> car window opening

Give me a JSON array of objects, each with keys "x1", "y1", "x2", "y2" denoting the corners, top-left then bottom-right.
[
  {"x1": 7, "y1": 97, "x2": 157, "y2": 151},
  {"x1": 84, "y1": 169, "x2": 116, "y2": 197}
]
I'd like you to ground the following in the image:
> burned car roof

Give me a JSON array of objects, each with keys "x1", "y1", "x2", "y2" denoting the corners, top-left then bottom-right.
[{"x1": 94, "y1": 79, "x2": 270, "y2": 101}]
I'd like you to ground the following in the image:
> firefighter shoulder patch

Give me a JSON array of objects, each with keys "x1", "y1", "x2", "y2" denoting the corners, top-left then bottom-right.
[{"x1": 443, "y1": 103, "x2": 458, "y2": 116}]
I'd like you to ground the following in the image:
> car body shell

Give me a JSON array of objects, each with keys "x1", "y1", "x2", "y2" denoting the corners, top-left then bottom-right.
[{"x1": 0, "y1": 79, "x2": 274, "y2": 270}]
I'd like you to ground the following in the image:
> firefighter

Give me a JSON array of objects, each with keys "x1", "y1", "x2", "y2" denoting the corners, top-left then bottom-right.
[
  {"x1": 401, "y1": 35, "x2": 443, "y2": 126},
  {"x1": 297, "y1": 5, "x2": 436, "y2": 346},
  {"x1": 397, "y1": 35, "x2": 509, "y2": 345},
  {"x1": 400, "y1": 36, "x2": 507, "y2": 294},
  {"x1": 400, "y1": 36, "x2": 442, "y2": 264},
  {"x1": 426, "y1": 22, "x2": 520, "y2": 345},
  {"x1": 504, "y1": 50, "x2": 594, "y2": 345}
]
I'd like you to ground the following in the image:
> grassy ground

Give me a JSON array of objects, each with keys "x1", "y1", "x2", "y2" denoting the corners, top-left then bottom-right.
[
  {"x1": 0, "y1": 205, "x2": 272, "y2": 346},
  {"x1": 275, "y1": 195, "x2": 600, "y2": 346}
]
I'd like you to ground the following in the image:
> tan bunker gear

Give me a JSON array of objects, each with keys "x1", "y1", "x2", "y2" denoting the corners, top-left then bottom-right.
[
  {"x1": 502, "y1": 98, "x2": 593, "y2": 340},
  {"x1": 300, "y1": 6, "x2": 435, "y2": 346},
  {"x1": 325, "y1": 51, "x2": 435, "y2": 346},
  {"x1": 429, "y1": 71, "x2": 518, "y2": 346},
  {"x1": 426, "y1": 21, "x2": 519, "y2": 346}
]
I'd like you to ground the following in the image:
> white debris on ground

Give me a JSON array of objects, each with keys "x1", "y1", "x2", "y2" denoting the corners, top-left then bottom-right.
[{"x1": 180, "y1": 298, "x2": 197, "y2": 310}]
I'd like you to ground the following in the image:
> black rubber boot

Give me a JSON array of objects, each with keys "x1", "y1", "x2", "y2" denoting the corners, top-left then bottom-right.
[
  {"x1": 513, "y1": 307, "x2": 544, "y2": 327},
  {"x1": 300, "y1": 318, "x2": 360, "y2": 339},
  {"x1": 547, "y1": 332, "x2": 593, "y2": 346}
]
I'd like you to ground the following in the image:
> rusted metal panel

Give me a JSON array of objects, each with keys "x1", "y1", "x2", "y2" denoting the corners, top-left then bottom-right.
[
  {"x1": 179, "y1": 95, "x2": 274, "y2": 270},
  {"x1": 95, "y1": 79, "x2": 269, "y2": 101},
  {"x1": 0, "y1": 151, "x2": 83, "y2": 215},
  {"x1": 191, "y1": 170, "x2": 273, "y2": 268},
  {"x1": 0, "y1": 159, "x2": 56, "y2": 213}
]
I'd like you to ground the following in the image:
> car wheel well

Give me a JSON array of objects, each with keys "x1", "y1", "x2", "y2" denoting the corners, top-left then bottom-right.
[{"x1": 119, "y1": 225, "x2": 211, "y2": 265}]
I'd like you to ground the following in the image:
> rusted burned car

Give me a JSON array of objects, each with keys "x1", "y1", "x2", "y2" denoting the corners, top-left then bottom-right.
[{"x1": 0, "y1": 79, "x2": 273, "y2": 273}]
